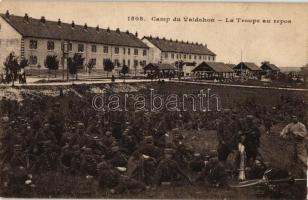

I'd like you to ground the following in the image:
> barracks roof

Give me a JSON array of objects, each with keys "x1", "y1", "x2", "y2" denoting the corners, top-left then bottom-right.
[
  {"x1": 143, "y1": 36, "x2": 216, "y2": 56},
  {"x1": 260, "y1": 63, "x2": 280, "y2": 71},
  {"x1": 234, "y1": 62, "x2": 261, "y2": 71},
  {"x1": 1, "y1": 13, "x2": 148, "y2": 48},
  {"x1": 144, "y1": 63, "x2": 176, "y2": 71},
  {"x1": 192, "y1": 62, "x2": 234, "y2": 73}
]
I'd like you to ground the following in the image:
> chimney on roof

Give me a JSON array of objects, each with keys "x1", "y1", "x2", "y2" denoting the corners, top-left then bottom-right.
[
  {"x1": 116, "y1": 28, "x2": 120, "y2": 33},
  {"x1": 162, "y1": 37, "x2": 166, "y2": 40},
  {"x1": 126, "y1": 30, "x2": 129, "y2": 34},
  {"x1": 5, "y1": 10, "x2": 10, "y2": 19},
  {"x1": 71, "y1": 21, "x2": 75, "y2": 28},
  {"x1": 186, "y1": 41, "x2": 189, "y2": 44},
  {"x1": 135, "y1": 31, "x2": 138, "y2": 37},
  {"x1": 40, "y1": 16, "x2": 46, "y2": 24},
  {"x1": 170, "y1": 38, "x2": 172, "y2": 42},
  {"x1": 57, "y1": 19, "x2": 61, "y2": 26},
  {"x1": 84, "y1": 23, "x2": 88, "y2": 30},
  {"x1": 149, "y1": 35, "x2": 152, "y2": 39},
  {"x1": 107, "y1": 27, "x2": 110, "y2": 33},
  {"x1": 96, "y1": 25, "x2": 99, "y2": 32},
  {"x1": 204, "y1": 43, "x2": 207, "y2": 47},
  {"x1": 23, "y1": 13, "x2": 29, "y2": 23},
  {"x1": 156, "y1": 36, "x2": 159, "y2": 40},
  {"x1": 176, "y1": 39, "x2": 178, "y2": 43}
]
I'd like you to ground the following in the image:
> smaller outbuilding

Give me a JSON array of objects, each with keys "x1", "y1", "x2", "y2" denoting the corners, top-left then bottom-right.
[
  {"x1": 233, "y1": 62, "x2": 261, "y2": 79},
  {"x1": 143, "y1": 63, "x2": 177, "y2": 78},
  {"x1": 192, "y1": 62, "x2": 235, "y2": 80}
]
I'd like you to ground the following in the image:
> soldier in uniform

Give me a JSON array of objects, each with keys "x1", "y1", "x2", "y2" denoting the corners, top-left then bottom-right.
[
  {"x1": 280, "y1": 115, "x2": 307, "y2": 176},
  {"x1": 242, "y1": 115, "x2": 261, "y2": 166},
  {"x1": 153, "y1": 148, "x2": 192, "y2": 188},
  {"x1": 216, "y1": 109, "x2": 240, "y2": 162},
  {"x1": 195, "y1": 150, "x2": 228, "y2": 188}
]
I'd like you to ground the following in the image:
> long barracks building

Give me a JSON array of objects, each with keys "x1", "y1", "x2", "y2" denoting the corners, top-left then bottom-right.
[
  {"x1": 0, "y1": 11, "x2": 149, "y2": 74},
  {"x1": 142, "y1": 36, "x2": 216, "y2": 66}
]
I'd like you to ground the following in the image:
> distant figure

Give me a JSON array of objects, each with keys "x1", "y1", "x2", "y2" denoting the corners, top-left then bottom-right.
[
  {"x1": 280, "y1": 115, "x2": 307, "y2": 176},
  {"x1": 111, "y1": 75, "x2": 115, "y2": 82}
]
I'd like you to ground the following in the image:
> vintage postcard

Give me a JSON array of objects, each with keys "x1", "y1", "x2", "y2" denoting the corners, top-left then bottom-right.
[{"x1": 0, "y1": 1, "x2": 307, "y2": 199}]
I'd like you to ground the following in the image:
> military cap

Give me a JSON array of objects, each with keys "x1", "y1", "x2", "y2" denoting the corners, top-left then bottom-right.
[
  {"x1": 14, "y1": 144, "x2": 22, "y2": 151},
  {"x1": 223, "y1": 108, "x2": 231, "y2": 113},
  {"x1": 194, "y1": 153, "x2": 201, "y2": 157},
  {"x1": 1, "y1": 116, "x2": 9, "y2": 122},
  {"x1": 209, "y1": 150, "x2": 218, "y2": 158},
  {"x1": 77, "y1": 122, "x2": 84, "y2": 127},
  {"x1": 145, "y1": 136, "x2": 154, "y2": 143},
  {"x1": 105, "y1": 131, "x2": 112, "y2": 136},
  {"x1": 111, "y1": 146, "x2": 120, "y2": 152},
  {"x1": 164, "y1": 148, "x2": 174, "y2": 155},
  {"x1": 246, "y1": 115, "x2": 254, "y2": 119}
]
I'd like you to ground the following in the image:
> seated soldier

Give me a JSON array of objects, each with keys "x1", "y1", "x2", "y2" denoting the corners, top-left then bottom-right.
[
  {"x1": 195, "y1": 150, "x2": 228, "y2": 188},
  {"x1": 153, "y1": 148, "x2": 192, "y2": 189},
  {"x1": 97, "y1": 161, "x2": 146, "y2": 194}
]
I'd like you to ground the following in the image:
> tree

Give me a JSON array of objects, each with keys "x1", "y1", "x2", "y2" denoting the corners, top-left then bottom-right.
[
  {"x1": 121, "y1": 65, "x2": 129, "y2": 81},
  {"x1": 103, "y1": 59, "x2": 114, "y2": 78},
  {"x1": 18, "y1": 58, "x2": 29, "y2": 84},
  {"x1": 68, "y1": 53, "x2": 85, "y2": 80},
  {"x1": 86, "y1": 59, "x2": 95, "y2": 74},
  {"x1": 3, "y1": 52, "x2": 19, "y2": 86},
  {"x1": 45, "y1": 55, "x2": 59, "y2": 80}
]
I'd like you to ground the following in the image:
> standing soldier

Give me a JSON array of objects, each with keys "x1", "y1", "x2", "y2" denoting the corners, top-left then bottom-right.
[
  {"x1": 280, "y1": 115, "x2": 307, "y2": 176},
  {"x1": 242, "y1": 115, "x2": 261, "y2": 166}
]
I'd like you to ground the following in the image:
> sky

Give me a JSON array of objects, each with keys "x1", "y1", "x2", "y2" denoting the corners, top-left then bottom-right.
[{"x1": 0, "y1": 1, "x2": 307, "y2": 67}]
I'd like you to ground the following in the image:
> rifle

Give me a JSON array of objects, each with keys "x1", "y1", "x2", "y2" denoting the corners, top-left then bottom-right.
[{"x1": 230, "y1": 177, "x2": 307, "y2": 188}]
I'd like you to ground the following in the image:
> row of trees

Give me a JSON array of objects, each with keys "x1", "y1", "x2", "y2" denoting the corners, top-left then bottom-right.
[
  {"x1": 3, "y1": 52, "x2": 28, "y2": 86},
  {"x1": 2, "y1": 52, "x2": 132, "y2": 86}
]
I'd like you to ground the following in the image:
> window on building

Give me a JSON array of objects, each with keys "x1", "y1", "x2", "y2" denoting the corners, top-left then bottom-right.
[
  {"x1": 29, "y1": 40, "x2": 37, "y2": 49},
  {"x1": 128, "y1": 59, "x2": 131, "y2": 67},
  {"x1": 78, "y1": 44, "x2": 84, "y2": 52},
  {"x1": 114, "y1": 59, "x2": 119, "y2": 67},
  {"x1": 103, "y1": 58, "x2": 108, "y2": 66},
  {"x1": 91, "y1": 45, "x2": 97, "y2": 52},
  {"x1": 183, "y1": 54, "x2": 186, "y2": 59},
  {"x1": 179, "y1": 54, "x2": 182, "y2": 59},
  {"x1": 189, "y1": 55, "x2": 192, "y2": 60},
  {"x1": 165, "y1": 53, "x2": 168, "y2": 59},
  {"x1": 123, "y1": 48, "x2": 126, "y2": 55},
  {"x1": 171, "y1": 53, "x2": 174, "y2": 59},
  {"x1": 114, "y1": 47, "x2": 119, "y2": 54},
  {"x1": 103, "y1": 46, "x2": 108, "y2": 53},
  {"x1": 90, "y1": 58, "x2": 96, "y2": 65},
  {"x1": 143, "y1": 49, "x2": 147, "y2": 56},
  {"x1": 47, "y1": 41, "x2": 54, "y2": 51},
  {"x1": 134, "y1": 59, "x2": 138, "y2": 67},
  {"x1": 194, "y1": 55, "x2": 197, "y2": 59},
  {"x1": 199, "y1": 55, "x2": 201, "y2": 60},
  {"x1": 176, "y1": 54, "x2": 179, "y2": 59},
  {"x1": 128, "y1": 48, "x2": 131, "y2": 55},
  {"x1": 29, "y1": 55, "x2": 37, "y2": 65},
  {"x1": 68, "y1": 43, "x2": 72, "y2": 52},
  {"x1": 134, "y1": 49, "x2": 138, "y2": 56},
  {"x1": 142, "y1": 60, "x2": 146, "y2": 66}
]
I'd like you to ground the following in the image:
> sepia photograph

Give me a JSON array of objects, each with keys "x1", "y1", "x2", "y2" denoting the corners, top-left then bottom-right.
[{"x1": 0, "y1": 1, "x2": 307, "y2": 199}]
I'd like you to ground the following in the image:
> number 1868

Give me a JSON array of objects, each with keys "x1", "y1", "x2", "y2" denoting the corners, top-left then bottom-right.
[{"x1": 128, "y1": 16, "x2": 144, "y2": 21}]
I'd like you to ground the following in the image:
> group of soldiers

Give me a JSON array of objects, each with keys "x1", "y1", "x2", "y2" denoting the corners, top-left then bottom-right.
[{"x1": 0, "y1": 90, "x2": 306, "y2": 196}]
